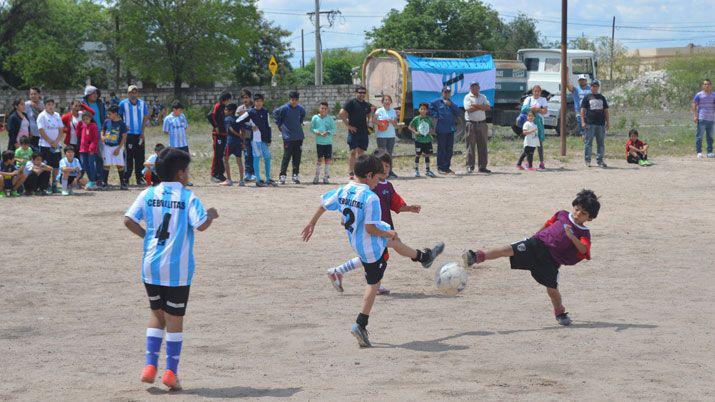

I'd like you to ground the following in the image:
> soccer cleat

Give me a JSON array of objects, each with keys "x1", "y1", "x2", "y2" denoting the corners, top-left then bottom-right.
[
  {"x1": 219, "y1": 179, "x2": 233, "y2": 186},
  {"x1": 161, "y1": 369, "x2": 182, "y2": 390},
  {"x1": 11, "y1": 191, "x2": 21, "y2": 197},
  {"x1": 414, "y1": 170, "x2": 420, "y2": 177},
  {"x1": 478, "y1": 168, "x2": 492, "y2": 173},
  {"x1": 120, "y1": 182, "x2": 129, "y2": 190},
  {"x1": 425, "y1": 170, "x2": 436, "y2": 178},
  {"x1": 140, "y1": 364, "x2": 157, "y2": 384},
  {"x1": 420, "y1": 242, "x2": 445, "y2": 269},
  {"x1": 708, "y1": 153, "x2": 715, "y2": 158},
  {"x1": 255, "y1": 180, "x2": 266, "y2": 187},
  {"x1": 556, "y1": 312, "x2": 572, "y2": 326},
  {"x1": 516, "y1": 164, "x2": 525, "y2": 170},
  {"x1": 351, "y1": 323, "x2": 372, "y2": 348},
  {"x1": 598, "y1": 161, "x2": 608, "y2": 168},
  {"x1": 292, "y1": 174, "x2": 300, "y2": 184},
  {"x1": 377, "y1": 284, "x2": 391, "y2": 295},
  {"x1": 268, "y1": 179, "x2": 279, "y2": 187},
  {"x1": 584, "y1": 161, "x2": 591, "y2": 167},
  {"x1": 313, "y1": 176, "x2": 319, "y2": 184},
  {"x1": 697, "y1": 153, "x2": 703, "y2": 159},
  {"x1": 279, "y1": 175, "x2": 286, "y2": 185},
  {"x1": 244, "y1": 174, "x2": 255, "y2": 182},
  {"x1": 466, "y1": 166, "x2": 474, "y2": 174},
  {"x1": 538, "y1": 162, "x2": 546, "y2": 170},
  {"x1": 323, "y1": 177, "x2": 330, "y2": 185},
  {"x1": 61, "y1": 190, "x2": 70, "y2": 196},
  {"x1": 327, "y1": 270, "x2": 344, "y2": 292},
  {"x1": 239, "y1": 180, "x2": 246, "y2": 187},
  {"x1": 462, "y1": 249, "x2": 485, "y2": 267},
  {"x1": 210, "y1": 176, "x2": 222, "y2": 183},
  {"x1": 528, "y1": 167, "x2": 537, "y2": 171}
]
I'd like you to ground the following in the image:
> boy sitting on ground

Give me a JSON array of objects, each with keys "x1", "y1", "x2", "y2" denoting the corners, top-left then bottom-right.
[{"x1": 625, "y1": 129, "x2": 652, "y2": 166}]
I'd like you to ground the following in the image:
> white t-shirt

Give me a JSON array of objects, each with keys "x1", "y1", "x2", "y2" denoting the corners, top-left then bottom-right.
[
  {"x1": 374, "y1": 107, "x2": 397, "y2": 138},
  {"x1": 463, "y1": 93, "x2": 490, "y2": 122},
  {"x1": 24, "y1": 161, "x2": 48, "y2": 175},
  {"x1": 522, "y1": 121, "x2": 540, "y2": 148},
  {"x1": 523, "y1": 96, "x2": 548, "y2": 115},
  {"x1": 59, "y1": 157, "x2": 82, "y2": 176},
  {"x1": 36, "y1": 110, "x2": 63, "y2": 149},
  {"x1": 69, "y1": 114, "x2": 81, "y2": 145}
]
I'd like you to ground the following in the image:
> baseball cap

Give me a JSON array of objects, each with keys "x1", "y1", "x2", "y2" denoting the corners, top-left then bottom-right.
[
  {"x1": 469, "y1": 81, "x2": 480, "y2": 87},
  {"x1": 127, "y1": 84, "x2": 139, "y2": 93},
  {"x1": 84, "y1": 85, "x2": 97, "y2": 96},
  {"x1": 442, "y1": 86, "x2": 452, "y2": 92},
  {"x1": 577, "y1": 74, "x2": 588, "y2": 81},
  {"x1": 590, "y1": 80, "x2": 601, "y2": 87}
]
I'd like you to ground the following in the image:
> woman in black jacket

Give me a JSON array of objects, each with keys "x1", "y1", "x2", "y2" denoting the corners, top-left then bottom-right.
[{"x1": 6, "y1": 99, "x2": 29, "y2": 151}]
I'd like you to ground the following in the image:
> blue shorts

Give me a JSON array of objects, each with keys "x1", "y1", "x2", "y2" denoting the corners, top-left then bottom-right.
[
  {"x1": 226, "y1": 136, "x2": 243, "y2": 158},
  {"x1": 347, "y1": 133, "x2": 369, "y2": 151}
]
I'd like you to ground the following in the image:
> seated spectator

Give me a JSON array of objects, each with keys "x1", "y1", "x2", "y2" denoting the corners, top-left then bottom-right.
[
  {"x1": 23, "y1": 152, "x2": 52, "y2": 195},
  {"x1": 143, "y1": 143, "x2": 165, "y2": 186},
  {"x1": 14, "y1": 137, "x2": 34, "y2": 168},
  {"x1": 626, "y1": 129, "x2": 652, "y2": 166},
  {"x1": 59, "y1": 145, "x2": 82, "y2": 195},
  {"x1": 0, "y1": 150, "x2": 26, "y2": 197}
]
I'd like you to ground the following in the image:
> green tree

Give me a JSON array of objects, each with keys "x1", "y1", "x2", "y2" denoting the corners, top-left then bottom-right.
[
  {"x1": 501, "y1": 13, "x2": 542, "y2": 55},
  {"x1": 569, "y1": 33, "x2": 596, "y2": 51},
  {"x1": 665, "y1": 54, "x2": 715, "y2": 106},
  {"x1": 116, "y1": 0, "x2": 258, "y2": 99},
  {"x1": 234, "y1": 18, "x2": 293, "y2": 86},
  {"x1": 366, "y1": 0, "x2": 505, "y2": 53},
  {"x1": 286, "y1": 48, "x2": 364, "y2": 86}
]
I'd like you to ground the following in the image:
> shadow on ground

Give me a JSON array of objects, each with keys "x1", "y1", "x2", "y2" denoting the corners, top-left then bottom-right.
[{"x1": 147, "y1": 386, "x2": 302, "y2": 398}]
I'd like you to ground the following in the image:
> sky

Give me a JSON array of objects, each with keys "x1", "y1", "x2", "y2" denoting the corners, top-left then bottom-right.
[{"x1": 257, "y1": 0, "x2": 715, "y2": 68}]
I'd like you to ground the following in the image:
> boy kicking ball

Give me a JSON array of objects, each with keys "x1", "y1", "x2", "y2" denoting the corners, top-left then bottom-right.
[
  {"x1": 462, "y1": 190, "x2": 600, "y2": 326},
  {"x1": 301, "y1": 154, "x2": 444, "y2": 348},
  {"x1": 124, "y1": 148, "x2": 218, "y2": 390}
]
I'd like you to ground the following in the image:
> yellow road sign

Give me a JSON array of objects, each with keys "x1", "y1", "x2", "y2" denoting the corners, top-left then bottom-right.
[{"x1": 269, "y1": 56, "x2": 278, "y2": 76}]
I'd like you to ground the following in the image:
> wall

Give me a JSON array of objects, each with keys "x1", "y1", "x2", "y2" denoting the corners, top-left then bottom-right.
[{"x1": 0, "y1": 84, "x2": 357, "y2": 115}]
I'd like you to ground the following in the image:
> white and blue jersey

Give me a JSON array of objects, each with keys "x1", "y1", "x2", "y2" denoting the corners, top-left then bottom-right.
[
  {"x1": 118, "y1": 98, "x2": 149, "y2": 135},
  {"x1": 163, "y1": 113, "x2": 189, "y2": 148},
  {"x1": 321, "y1": 182, "x2": 391, "y2": 263},
  {"x1": 142, "y1": 153, "x2": 158, "y2": 175},
  {"x1": 125, "y1": 182, "x2": 207, "y2": 287},
  {"x1": 59, "y1": 157, "x2": 82, "y2": 176}
]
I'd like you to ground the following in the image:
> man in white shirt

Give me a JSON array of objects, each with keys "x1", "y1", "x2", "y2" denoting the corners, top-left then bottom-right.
[
  {"x1": 463, "y1": 81, "x2": 491, "y2": 173},
  {"x1": 37, "y1": 99, "x2": 64, "y2": 193}
]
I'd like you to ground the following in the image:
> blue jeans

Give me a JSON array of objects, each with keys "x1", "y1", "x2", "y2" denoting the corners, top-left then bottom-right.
[
  {"x1": 251, "y1": 141, "x2": 271, "y2": 181},
  {"x1": 80, "y1": 153, "x2": 99, "y2": 182},
  {"x1": 695, "y1": 120, "x2": 714, "y2": 153},
  {"x1": 575, "y1": 114, "x2": 585, "y2": 137},
  {"x1": 584, "y1": 124, "x2": 605, "y2": 164},
  {"x1": 436, "y1": 131, "x2": 454, "y2": 171}
]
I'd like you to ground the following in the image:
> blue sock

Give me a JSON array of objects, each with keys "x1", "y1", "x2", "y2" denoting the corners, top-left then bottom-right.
[
  {"x1": 253, "y1": 155, "x2": 262, "y2": 182},
  {"x1": 265, "y1": 157, "x2": 271, "y2": 181},
  {"x1": 145, "y1": 328, "x2": 164, "y2": 367},
  {"x1": 165, "y1": 332, "x2": 183, "y2": 374},
  {"x1": 334, "y1": 257, "x2": 361, "y2": 274}
]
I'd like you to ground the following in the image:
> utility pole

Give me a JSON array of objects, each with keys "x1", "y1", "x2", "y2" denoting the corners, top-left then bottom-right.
[
  {"x1": 307, "y1": 3, "x2": 340, "y2": 86},
  {"x1": 301, "y1": 29, "x2": 305, "y2": 68},
  {"x1": 560, "y1": 0, "x2": 567, "y2": 156},
  {"x1": 610, "y1": 16, "x2": 615, "y2": 81}
]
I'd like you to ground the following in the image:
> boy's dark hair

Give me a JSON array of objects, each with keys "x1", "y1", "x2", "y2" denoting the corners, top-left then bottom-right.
[
  {"x1": 253, "y1": 93, "x2": 265, "y2": 101},
  {"x1": 355, "y1": 85, "x2": 367, "y2": 92},
  {"x1": 45, "y1": 98, "x2": 55, "y2": 105},
  {"x1": 628, "y1": 128, "x2": 639, "y2": 137},
  {"x1": 31, "y1": 152, "x2": 42, "y2": 160},
  {"x1": 156, "y1": 147, "x2": 191, "y2": 181},
  {"x1": 320, "y1": 101, "x2": 329, "y2": 107},
  {"x1": 219, "y1": 91, "x2": 232, "y2": 102},
  {"x1": 107, "y1": 104, "x2": 119, "y2": 114},
  {"x1": 30, "y1": 86, "x2": 41, "y2": 93},
  {"x1": 19, "y1": 136, "x2": 30, "y2": 145},
  {"x1": 225, "y1": 103, "x2": 238, "y2": 113},
  {"x1": 418, "y1": 102, "x2": 429, "y2": 109},
  {"x1": 288, "y1": 90, "x2": 300, "y2": 99},
  {"x1": 171, "y1": 100, "x2": 183, "y2": 109},
  {"x1": 2, "y1": 150, "x2": 14, "y2": 162},
  {"x1": 154, "y1": 143, "x2": 166, "y2": 152},
  {"x1": 110, "y1": 91, "x2": 116, "y2": 97},
  {"x1": 372, "y1": 148, "x2": 392, "y2": 166},
  {"x1": 64, "y1": 145, "x2": 76, "y2": 154},
  {"x1": 572, "y1": 189, "x2": 600, "y2": 219},
  {"x1": 240, "y1": 89, "x2": 252, "y2": 98},
  {"x1": 354, "y1": 155, "x2": 383, "y2": 178}
]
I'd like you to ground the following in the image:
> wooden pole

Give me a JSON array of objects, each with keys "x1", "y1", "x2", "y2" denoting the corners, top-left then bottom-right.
[{"x1": 560, "y1": 0, "x2": 567, "y2": 156}]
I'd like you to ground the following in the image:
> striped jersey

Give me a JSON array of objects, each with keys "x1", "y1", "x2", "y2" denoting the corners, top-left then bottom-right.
[
  {"x1": 163, "y1": 113, "x2": 189, "y2": 147},
  {"x1": 125, "y1": 182, "x2": 208, "y2": 286},
  {"x1": 118, "y1": 98, "x2": 149, "y2": 134},
  {"x1": 321, "y1": 182, "x2": 391, "y2": 263}
]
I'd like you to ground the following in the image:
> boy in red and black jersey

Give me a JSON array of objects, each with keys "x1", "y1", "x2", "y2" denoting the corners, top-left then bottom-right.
[
  {"x1": 626, "y1": 129, "x2": 652, "y2": 166},
  {"x1": 208, "y1": 91, "x2": 232, "y2": 182}
]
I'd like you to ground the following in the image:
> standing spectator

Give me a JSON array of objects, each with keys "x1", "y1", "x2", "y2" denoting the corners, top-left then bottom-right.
[
  {"x1": 339, "y1": 85, "x2": 372, "y2": 179},
  {"x1": 568, "y1": 74, "x2": 591, "y2": 137},
  {"x1": 373, "y1": 95, "x2": 399, "y2": 178},
  {"x1": 273, "y1": 91, "x2": 306, "y2": 185},
  {"x1": 25, "y1": 87, "x2": 44, "y2": 150},
  {"x1": 109, "y1": 91, "x2": 120, "y2": 106},
  {"x1": 6, "y1": 98, "x2": 29, "y2": 150},
  {"x1": 429, "y1": 87, "x2": 461, "y2": 174},
  {"x1": 119, "y1": 85, "x2": 150, "y2": 185},
  {"x1": 77, "y1": 110, "x2": 100, "y2": 190},
  {"x1": 83, "y1": 85, "x2": 107, "y2": 187},
  {"x1": 691, "y1": 78, "x2": 715, "y2": 159},
  {"x1": 522, "y1": 85, "x2": 548, "y2": 169},
  {"x1": 237, "y1": 89, "x2": 255, "y2": 181},
  {"x1": 580, "y1": 80, "x2": 610, "y2": 168},
  {"x1": 208, "y1": 91, "x2": 232, "y2": 182},
  {"x1": 37, "y1": 99, "x2": 64, "y2": 193},
  {"x1": 62, "y1": 99, "x2": 92, "y2": 151},
  {"x1": 310, "y1": 101, "x2": 336, "y2": 184},
  {"x1": 463, "y1": 81, "x2": 491, "y2": 173},
  {"x1": 163, "y1": 101, "x2": 189, "y2": 153},
  {"x1": 248, "y1": 94, "x2": 275, "y2": 187}
]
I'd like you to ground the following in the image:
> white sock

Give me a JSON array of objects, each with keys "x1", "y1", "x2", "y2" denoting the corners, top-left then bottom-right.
[
  {"x1": 333, "y1": 257, "x2": 361, "y2": 275},
  {"x1": 61, "y1": 178, "x2": 68, "y2": 190}
]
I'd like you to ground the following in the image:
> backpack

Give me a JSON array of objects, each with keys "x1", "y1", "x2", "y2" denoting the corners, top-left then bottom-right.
[{"x1": 512, "y1": 113, "x2": 527, "y2": 136}]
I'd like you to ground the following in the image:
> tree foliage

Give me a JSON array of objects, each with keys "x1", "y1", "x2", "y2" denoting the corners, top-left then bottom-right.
[
  {"x1": 234, "y1": 17, "x2": 293, "y2": 86},
  {"x1": 285, "y1": 48, "x2": 365, "y2": 86}
]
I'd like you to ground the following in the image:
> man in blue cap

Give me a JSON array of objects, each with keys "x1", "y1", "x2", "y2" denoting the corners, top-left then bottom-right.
[{"x1": 430, "y1": 86, "x2": 461, "y2": 174}]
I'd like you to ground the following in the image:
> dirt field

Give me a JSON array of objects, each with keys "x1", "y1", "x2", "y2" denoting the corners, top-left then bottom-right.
[{"x1": 1, "y1": 156, "x2": 713, "y2": 401}]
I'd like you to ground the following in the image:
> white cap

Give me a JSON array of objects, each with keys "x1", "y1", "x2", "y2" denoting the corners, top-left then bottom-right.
[
  {"x1": 84, "y1": 85, "x2": 97, "y2": 96},
  {"x1": 577, "y1": 74, "x2": 589, "y2": 81}
]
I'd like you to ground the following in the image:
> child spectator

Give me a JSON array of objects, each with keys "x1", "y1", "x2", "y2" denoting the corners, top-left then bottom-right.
[
  {"x1": 408, "y1": 103, "x2": 435, "y2": 177},
  {"x1": 237, "y1": 89, "x2": 255, "y2": 182},
  {"x1": 143, "y1": 143, "x2": 165, "y2": 186},
  {"x1": 23, "y1": 152, "x2": 52, "y2": 195},
  {"x1": 62, "y1": 99, "x2": 92, "y2": 151},
  {"x1": 273, "y1": 91, "x2": 306, "y2": 184},
  {"x1": 463, "y1": 190, "x2": 601, "y2": 326},
  {"x1": 37, "y1": 99, "x2": 64, "y2": 194},
  {"x1": 101, "y1": 104, "x2": 128, "y2": 190},
  {"x1": 626, "y1": 129, "x2": 652, "y2": 166},
  {"x1": 221, "y1": 103, "x2": 249, "y2": 186},
  {"x1": 374, "y1": 95, "x2": 399, "y2": 178},
  {"x1": 163, "y1": 101, "x2": 189, "y2": 153},
  {"x1": 78, "y1": 110, "x2": 100, "y2": 190},
  {"x1": 0, "y1": 150, "x2": 25, "y2": 197},
  {"x1": 59, "y1": 145, "x2": 82, "y2": 195},
  {"x1": 516, "y1": 111, "x2": 540, "y2": 170},
  {"x1": 248, "y1": 94, "x2": 276, "y2": 187},
  {"x1": 14, "y1": 137, "x2": 34, "y2": 169},
  {"x1": 310, "y1": 101, "x2": 336, "y2": 184},
  {"x1": 208, "y1": 91, "x2": 232, "y2": 183}
]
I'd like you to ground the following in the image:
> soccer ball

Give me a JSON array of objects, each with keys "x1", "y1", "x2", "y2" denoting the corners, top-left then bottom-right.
[{"x1": 435, "y1": 262, "x2": 468, "y2": 296}]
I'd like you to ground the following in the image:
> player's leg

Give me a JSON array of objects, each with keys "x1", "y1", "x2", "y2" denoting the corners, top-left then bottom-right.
[
  {"x1": 235, "y1": 156, "x2": 245, "y2": 185},
  {"x1": 387, "y1": 237, "x2": 444, "y2": 268},
  {"x1": 142, "y1": 285, "x2": 166, "y2": 383},
  {"x1": 60, "y1": 170, "x2": 69, "y2": 194},
  {"x1": 462, "y1": 244, "x2": 513, "y2": 267},
  {"x1": 251, "y1": 142, "x2": 262, "y2": 183},
  {"x1": 351, "y1": 257, "x2": 385, "y2": 348},
  {"x1": 327, "y1": 256, "x2": 361, "y2": 292},
  {"x1": 292, "y1": 140, "x2": 303, "y2": 183},
  {"x1": 222, "y1": 143, "x2": 233, "y2": 185},
  {"x1": 314, "y1": 155, "x2": 323, "y2": 184},
  {"x1": 425, "y1": 144, "x2": 434, "y2": 176},
  {"x1": 527, "y1": 147, "x2": 535, "y2": 169},
  {"x1": 261, "y1": 143, "x2": 273, "y2": 184},
  {"x1": 547, "y1": 287, "x2": 572, "y2": 326},
  {"x1": 324, "y1": 153, "x2": 331, "y2": 183},
  {"x1": 414, "y1": 144, "x2": 421, "y2": 176},
  {"x1": 117, "y1": 165, "x2": 127, "y2": 190},
  {"x1": 160, "y1": 286, "x2": 189, "y2": 390},
  {"x1": 348, "y1": 147, "x2": 356, "y2": 177}
]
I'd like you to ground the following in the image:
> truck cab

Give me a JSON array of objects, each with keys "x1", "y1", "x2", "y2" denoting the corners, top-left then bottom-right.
[{"x1": 516, "y1": 49, "x2": 596, "y2": 133}]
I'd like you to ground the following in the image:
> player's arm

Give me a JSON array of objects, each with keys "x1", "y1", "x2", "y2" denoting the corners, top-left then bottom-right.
[
  {"x1": 399, "y1": 205, "x2": 421, "y2": 213},
  {"x1": 124, "y1": 217, "x2": 146, "y2": 238},
  {"x1": 691, "y1": 99, "x2": 698, "y2": 123},
  {"x1": 365, "y1": 223, "x2": 395, "y2": 239},
  {"x1": 563, "y1": 225, "x2": 589, "y2": 255},
  {"x1": 196, "y1": 208, "x2": 218, "y2": 232},
  {"x1": 301, "y1": 206, "x2": 327, "y2": 242}
]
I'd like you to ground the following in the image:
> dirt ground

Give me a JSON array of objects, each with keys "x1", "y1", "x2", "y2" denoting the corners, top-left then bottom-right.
[{"x1": 1, "y1": 156, "x2": 713, "y2": 401}]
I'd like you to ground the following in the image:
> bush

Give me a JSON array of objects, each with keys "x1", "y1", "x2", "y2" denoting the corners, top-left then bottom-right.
[
  {"x1": 664, "y1": 54, "x2": 715, "y2": 106},
  {"x1": 184, "y1": 106, "x2": 210, "y2": 123}
]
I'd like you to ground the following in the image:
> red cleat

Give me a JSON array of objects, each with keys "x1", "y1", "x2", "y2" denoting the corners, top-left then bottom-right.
[
  {"x1": 161, "y1": 369, "x2": 182, "y2": 391},
  {"x1": 140, "y1": 365, "x2": 157, "y2": 384}
]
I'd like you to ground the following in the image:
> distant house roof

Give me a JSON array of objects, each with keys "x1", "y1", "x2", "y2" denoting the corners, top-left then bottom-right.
[{"x1": 627, "y1": 44, "x2": 715, "y2": 58}]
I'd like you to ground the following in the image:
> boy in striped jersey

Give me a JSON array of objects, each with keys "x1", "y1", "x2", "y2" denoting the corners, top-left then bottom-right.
[
  {"x1": 302, "y1": 155, "x2": 444, "y2": 347},
  {"x1": 124, "y1": 148, "x2": 218, "y2": 390},
  {"x1": 162, "y1": 101, "x2": 189, "y2": 153}
]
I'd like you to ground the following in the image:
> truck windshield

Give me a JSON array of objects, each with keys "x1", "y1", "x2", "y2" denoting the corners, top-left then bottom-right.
[
  {"x1": 571, "y1": 58, "x2": 594, "y2": 75},
  {"x1": 545, "y1": 58, "x2": 560, "y2": 72}
]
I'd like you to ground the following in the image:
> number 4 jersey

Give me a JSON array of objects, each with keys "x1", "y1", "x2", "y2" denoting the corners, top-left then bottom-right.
[
  {"x1": 125, "y1": 182, "x2": 208, "y2": 286},
  {"x1": 321, "y1": 182, "x2": 391, "y2": 263}
]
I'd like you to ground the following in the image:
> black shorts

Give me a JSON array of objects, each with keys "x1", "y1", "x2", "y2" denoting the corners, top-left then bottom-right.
[
  {"x1": 225, "y1": 136, "x2": 243, "y2": 158},
  {"x1": 40, "y1": 147, "x2": 61, "y2": 168},
  {"x1": 362, "y1": 249, "x2": 388, "y2": 285},
  {"x1": 144, "y1": 283, "x2": 191, "y2": 316},
  {"x1": 627, "y1": 154, "x2": 646, "y2": 164},
  {"x1": 509, "y1": 237, "x2": 560, "y2": 288},
  {"x1": 316, "y1": 144, "x2": 333, "y2": 159},
  {"x1": 415, "y1": 141, "x2": 433, "y2": 155},
  {"x1": 347, "y1": 133, "x2": 369, "y2": 151}
]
